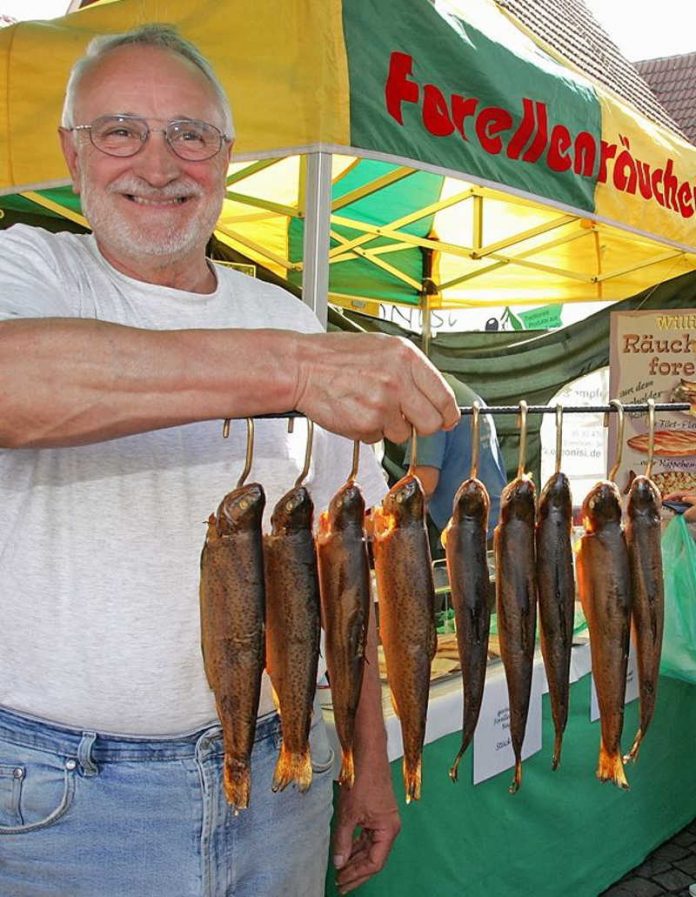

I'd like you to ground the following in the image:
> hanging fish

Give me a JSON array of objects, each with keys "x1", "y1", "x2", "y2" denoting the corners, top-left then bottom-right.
[
  {"x1": 199, "y1": 482, "x2": 266, "y2": 810},
  {"x1": 495, "y1": 474, "x2": 537, "y2": 793},
  {"x1": 624, "y1": 474, "x2": 664, "y2": 762},
  {"x1": 316, "y1": 479, "x2": 371, "y2": 788},
  {"x1": 536, "y1": 471, "x2": 575, "y2": 770},
  {"x1": 265, "y1": 484, "x2": 322, "y2": 793},
  {"x1": 444, "y1": 477, "x2": 491, "y2": 782},
  {"x1": 576, "y1": 480, "x2": 632, "y2": 789},
  {"x1": 373, "y1": 473, "x2": 437, "y2": 803}
]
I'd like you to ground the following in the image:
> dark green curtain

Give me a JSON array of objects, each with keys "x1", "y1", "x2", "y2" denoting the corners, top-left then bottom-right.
[{"x1": 329, "y1": 269, "x2": 696, "y2": 483}]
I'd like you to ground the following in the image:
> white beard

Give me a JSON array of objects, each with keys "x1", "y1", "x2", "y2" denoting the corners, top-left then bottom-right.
[{"x1": 79, "y1": 175, "x2": 224, "y2": 261}]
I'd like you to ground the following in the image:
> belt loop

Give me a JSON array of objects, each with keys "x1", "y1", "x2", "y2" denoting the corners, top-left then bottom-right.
[{"x1": 77, "y1": 731, "x2": 99, "y2": 776}]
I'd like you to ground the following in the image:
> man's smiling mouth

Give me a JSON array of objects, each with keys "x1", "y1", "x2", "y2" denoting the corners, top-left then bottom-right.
[{"x1": 125, "y1": 194, "x2": 188, "y2": 205}]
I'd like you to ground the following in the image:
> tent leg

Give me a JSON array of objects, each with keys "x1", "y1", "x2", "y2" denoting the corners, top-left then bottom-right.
[{"x1": 302, "y1": 152, "x2": 332, "y2": 329}]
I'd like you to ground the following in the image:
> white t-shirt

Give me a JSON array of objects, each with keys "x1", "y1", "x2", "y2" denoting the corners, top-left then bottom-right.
[{"x1": 0, "y1": 225, "x2": 387, "y2": 735}]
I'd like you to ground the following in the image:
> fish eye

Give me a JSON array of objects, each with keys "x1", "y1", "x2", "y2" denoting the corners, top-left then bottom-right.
[
  {"x1": 395, "y1": 493, "x2": 404, "y2": 504},
  {"x1": 239, "y1": 498, "x2": 250, "y2": 510}
]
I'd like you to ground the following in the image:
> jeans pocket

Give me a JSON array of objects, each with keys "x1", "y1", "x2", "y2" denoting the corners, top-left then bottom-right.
[
  {"x1": 0, "y1": 747, "x2": 76, "y2": 834},
  {"x1": 308, "y1": 713, "x2": 335, "y2": 776}
]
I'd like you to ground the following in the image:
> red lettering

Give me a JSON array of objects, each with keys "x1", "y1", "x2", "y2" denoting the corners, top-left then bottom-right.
[
  {"x1": 422, "y1": 84, "x2": 454, "y2": 136},
  {"x1": 385, "y1": 52, "x2": 419, "y2": 125},
  {"x1": 522, "y1": 101, "x2": 548, "y2": 163},
  {"x1": 507, "y1": 98, "x2": 535, "y2": 159},
  {"x1": 573, "y1": 131, "x2": 596, "y2": 177},
  {"x1": 663, "y1": 159, "x2": 679, "y2": 212},
  {"x1": 678, "y1": 181, "x2": 693, "y2": 218},
  {"x1": 475, "y1": 106, "x2": 512, "y2": 154},
  {"x1": 450, "y1": 94, "x2": 478, "y2": 141},
  {"x1": 652, "y1": 168, "x2": 665, "y2": 205},
  {"x1": 547, "y1": 124, "x2": 572, "y2": 172},
  {"x1": 598, "y1": 140, "x2": 617, "y2": 184}
]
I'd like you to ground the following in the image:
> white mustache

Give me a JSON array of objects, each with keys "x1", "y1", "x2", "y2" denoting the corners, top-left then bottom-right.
[{"x1": 108, "y1": 177, "x2": 203, "y2": 201}]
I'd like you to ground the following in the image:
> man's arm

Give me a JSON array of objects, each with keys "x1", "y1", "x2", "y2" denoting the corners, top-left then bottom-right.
[
  {"x1": 331, "y1": 601, "x2": 401, "y2": 894},
  {"x1": 0, "y1": 318, "x2": 459, "y2": 448}
]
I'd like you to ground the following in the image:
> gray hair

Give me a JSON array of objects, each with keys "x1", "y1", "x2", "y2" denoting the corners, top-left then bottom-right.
[{"x1": 61, "y1": 23, "x2": 235, "y2": 138}]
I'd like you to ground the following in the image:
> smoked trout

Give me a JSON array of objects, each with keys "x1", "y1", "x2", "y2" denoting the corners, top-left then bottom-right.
[
  {"x1": 373, "y1": 474, "x2": 437, "y2": 803},
  {"x1": 624, "y1": 474, "x2": 664, "y2": 762},
  {"x1": 576, "y1": 480, "x2": 632, "y2": 789},
  {"x1": 494, "y1": 474, "x2": 537, "y2": 794},
  {"x1": 316, "y1": 480, "x2": 371, "y2": 788},
  {"x1": 536, "y1": 471, "x2": 575, "y2": 770},
  {"x1": 444, "y1": 477, "x2": 491, "y2": 782},
  {"x1": 199, "y1": 482, "x2": 266, "y2": 810},
  {"x1": 264, "y1": 484, "x2": 321, "y2": 793}
]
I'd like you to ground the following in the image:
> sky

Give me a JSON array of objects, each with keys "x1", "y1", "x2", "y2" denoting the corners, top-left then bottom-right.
[{"x1": 3, "y1": 0, "x2": 694, "y2": 62}]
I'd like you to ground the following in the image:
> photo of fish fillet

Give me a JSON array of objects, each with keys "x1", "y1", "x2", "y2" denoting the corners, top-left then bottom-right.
[
  {"x1": 373, "y1": 474, "x2": 437, "y2": 803},
  {"x1": 316, "y1": 479, "x2": 371, "y2": 788},
  {"x1": 199, "y1": 482, "x2": 266, "y2": 810},
  {"x1": 576, "y1": 480, "x2": 632, "y2": 789},
  {"x1": 264, "y1": 484, "x2": 321, "y2": 793},
  {"x1": 624, "y1": 475, "x2": 664, "y2": 763},
  {"x1": 495, "y1": 474, "x2": 537, "y2": 794}
]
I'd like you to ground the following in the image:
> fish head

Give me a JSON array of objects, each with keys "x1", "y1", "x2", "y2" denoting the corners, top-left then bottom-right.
[
  {"x1": 451, "y1": 478, "x2": 489, "y2": 522},
  {"x1": 381, "y1": 474, "x2": 425, "y2": 523},
  {"x1": 271, "y1": 485, "x2": 314, "y2": 534},
  {"x1": 500, "y1": 475, "x2": 536, "y2": 524},
  {"x1": 216, "y1": 483, "x2": 265, "y2": 534},
  {"x1": 627, "y1": 475, "x2": 661, "y2": 518},
  {"x1": 327, "y1": 480, "x2": 366, "y2": 531},
  {"x1": 538, "y1": 471, "x2": 572, "y2": 518},
  {"x1": 582, "y1": 480, "x2": 622, "y2": 532}
]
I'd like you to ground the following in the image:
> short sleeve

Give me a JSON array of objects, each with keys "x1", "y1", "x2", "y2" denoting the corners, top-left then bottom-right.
[{"x1": 0, "y1": 225, "x2": 75, "y2": 321}]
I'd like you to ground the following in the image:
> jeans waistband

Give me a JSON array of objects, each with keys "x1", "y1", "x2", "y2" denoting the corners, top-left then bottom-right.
[{"x1": 0, "y1": 704, "x2": 282, "y2": 763}]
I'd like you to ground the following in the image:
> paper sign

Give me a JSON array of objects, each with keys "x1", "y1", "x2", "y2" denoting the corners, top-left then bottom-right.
[
  {"x1": 473, "y1": 659, "x2": 544, "y2": 785},
  {"x1": 589, "y1": 641, "x2": 639, "y2": 722}
]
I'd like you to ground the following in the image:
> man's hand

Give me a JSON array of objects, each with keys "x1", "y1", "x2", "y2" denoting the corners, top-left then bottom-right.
[
  {"x1": 292, "y1": 332, "x2": 460, "y2": 445},
  {"x1": 663, "y1": 490, "x2": 696, "y2": 522},
  {"x1": 332, "y1": 757, "x2": 401, "y2": 895}
]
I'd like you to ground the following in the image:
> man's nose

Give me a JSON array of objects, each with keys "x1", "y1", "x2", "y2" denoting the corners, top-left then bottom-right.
[{"x1": 130, "y1": 130, "x2": 181, "y2": 184}]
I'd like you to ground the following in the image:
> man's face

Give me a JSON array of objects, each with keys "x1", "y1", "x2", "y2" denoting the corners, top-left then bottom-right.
[{"x1": 60, "y1": 45, "x2": 232, "y2": 272}]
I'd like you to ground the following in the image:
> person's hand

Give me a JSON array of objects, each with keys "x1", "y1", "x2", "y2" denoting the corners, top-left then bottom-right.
[
  {"x1": 292, "y1": 332, "x2": 459, "y2": 444},
  {"x1": 663, "y1": 491, "x2": 696, "y2": 522},
  {"x1": 331, "y1": 755, "x2": 401, "y2": 894}
]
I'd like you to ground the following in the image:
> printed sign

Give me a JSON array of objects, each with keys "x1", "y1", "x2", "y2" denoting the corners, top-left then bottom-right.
[{"x1": 608, "y1": 309, "x2": 696, "y2": 495}]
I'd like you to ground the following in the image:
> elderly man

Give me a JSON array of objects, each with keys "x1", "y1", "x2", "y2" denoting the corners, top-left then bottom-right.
[{"x1": 0, "y1": 24, "x2": 458, "y2": 897}]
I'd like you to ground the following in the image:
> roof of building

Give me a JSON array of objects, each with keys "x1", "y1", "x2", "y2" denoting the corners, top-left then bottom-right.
[
  {"x1": 634, "y1": 52, "x2": 696, "y2": 145},
  {"x1": 494, "y1": 0, "x2": 688, "y2": 140}
]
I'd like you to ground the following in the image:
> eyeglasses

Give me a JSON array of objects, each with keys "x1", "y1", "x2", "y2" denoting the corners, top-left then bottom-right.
[{"x1": 67, "y1": 115, "x2": 230, "y2": 161}]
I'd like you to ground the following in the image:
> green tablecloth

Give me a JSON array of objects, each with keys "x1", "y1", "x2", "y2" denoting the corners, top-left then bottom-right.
[{"x1": 326, "y1": 674, "x2": 696, "y2": 897}]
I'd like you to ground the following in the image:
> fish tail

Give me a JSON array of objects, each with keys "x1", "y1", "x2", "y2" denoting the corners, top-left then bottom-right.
[
  {"x1": 223, "y1": 757, "x2": 251, "y2": 810},
  {"x1": 338, "y1": 749, "x2": 355, "y2": 788},
  {"x1": 508, "y1": 757, "x2": 522, "y2": 794},
  {"x1": 271, "y1": 743, "x2": 313, "y2": 793},
  {"x1": 403, "y1": 756, "x2": 422, "y2": 804},
  {"x1": 448, "y1": 740, "x2": 470, "y2": 783},
  {"x1": 623, "y1": 728, "x2": 644, "y2": 764},
  {"x1": 552, "y1": 731, "x2": 563, "y2": 771},
  {"x1": 597, "y1": 744, "x2": 629, "y2": 789}
]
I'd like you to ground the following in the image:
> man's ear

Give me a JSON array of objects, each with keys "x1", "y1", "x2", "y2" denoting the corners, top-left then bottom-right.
[{"x1": 58, "y1": 127, "x2": 81, "y2": 194}]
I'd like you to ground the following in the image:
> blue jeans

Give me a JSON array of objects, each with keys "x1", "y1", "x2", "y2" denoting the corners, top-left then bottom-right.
[{"x1": 0, "y1": 703, "x2": 334, "y2": 897}]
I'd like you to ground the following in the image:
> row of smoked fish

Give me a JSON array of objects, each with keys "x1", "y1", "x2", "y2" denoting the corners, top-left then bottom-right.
[
  {"x1": 199, "y1": 468, "x2": 377, "y2": 812},
  {"x1": 199, "y1": 441, "x2": 664, "y2": 810}
]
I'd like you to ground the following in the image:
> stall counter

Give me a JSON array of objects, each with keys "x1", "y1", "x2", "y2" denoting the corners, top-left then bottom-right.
[{"x1": 322, "y1": 670, "x2": 696, "y2": 897}]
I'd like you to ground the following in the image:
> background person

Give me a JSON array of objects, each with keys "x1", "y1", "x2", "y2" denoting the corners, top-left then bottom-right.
[{"x1": 0, "y1": 24, "x2": 459, "y2": 897}]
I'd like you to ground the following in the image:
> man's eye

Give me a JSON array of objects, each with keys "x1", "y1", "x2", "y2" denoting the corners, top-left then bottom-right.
[{"x1": 103, "y1": 126, "x2": 138, "y2": 139}]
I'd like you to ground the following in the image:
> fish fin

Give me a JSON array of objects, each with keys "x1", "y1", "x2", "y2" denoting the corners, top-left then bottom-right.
[
  {"x1": 623, "y1": 728, "x2": 644, "y2": 764},
  {"x1": 389, "y1": 689, "x2": 400, "y2": 719},
  {"x1": 403, "y1": 756, "x2": 422, "y2": 803},
  {"x1": 597, "y1": 745, "x2": 629, "y2": 789},
  {"x1": 508, "y1": 758, "x2": 522, "y2": 794},
  {"x1": 269, "y1": 684, "x2": 281, "y2": 715},
  {"x1": 223, "y1": 756, "x2": 251, "y2": 810},
  {"x1": 338, "y1": 749, "x2": 355, "y2": 788},
  {"x1": 272, "y1": 743, "x2": 312, "y2": 793},
  {"x1": 449, "y1": 744, "x2": 467, "y2": 783}
]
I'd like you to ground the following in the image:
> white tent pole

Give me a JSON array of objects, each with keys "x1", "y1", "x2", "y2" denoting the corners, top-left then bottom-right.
[{"x1": 302, "y1": 151, "x2": 333, "y2": 329}]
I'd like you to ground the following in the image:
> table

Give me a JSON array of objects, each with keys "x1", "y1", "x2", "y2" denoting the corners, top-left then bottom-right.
[{"x1": 323, "y1": 669, "x2": 696, "y2": 897}]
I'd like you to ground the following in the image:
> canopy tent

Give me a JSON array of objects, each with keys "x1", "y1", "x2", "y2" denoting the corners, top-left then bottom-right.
[{"x1": 1, "y1": 0, "x2": 696, "y2": 328}]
